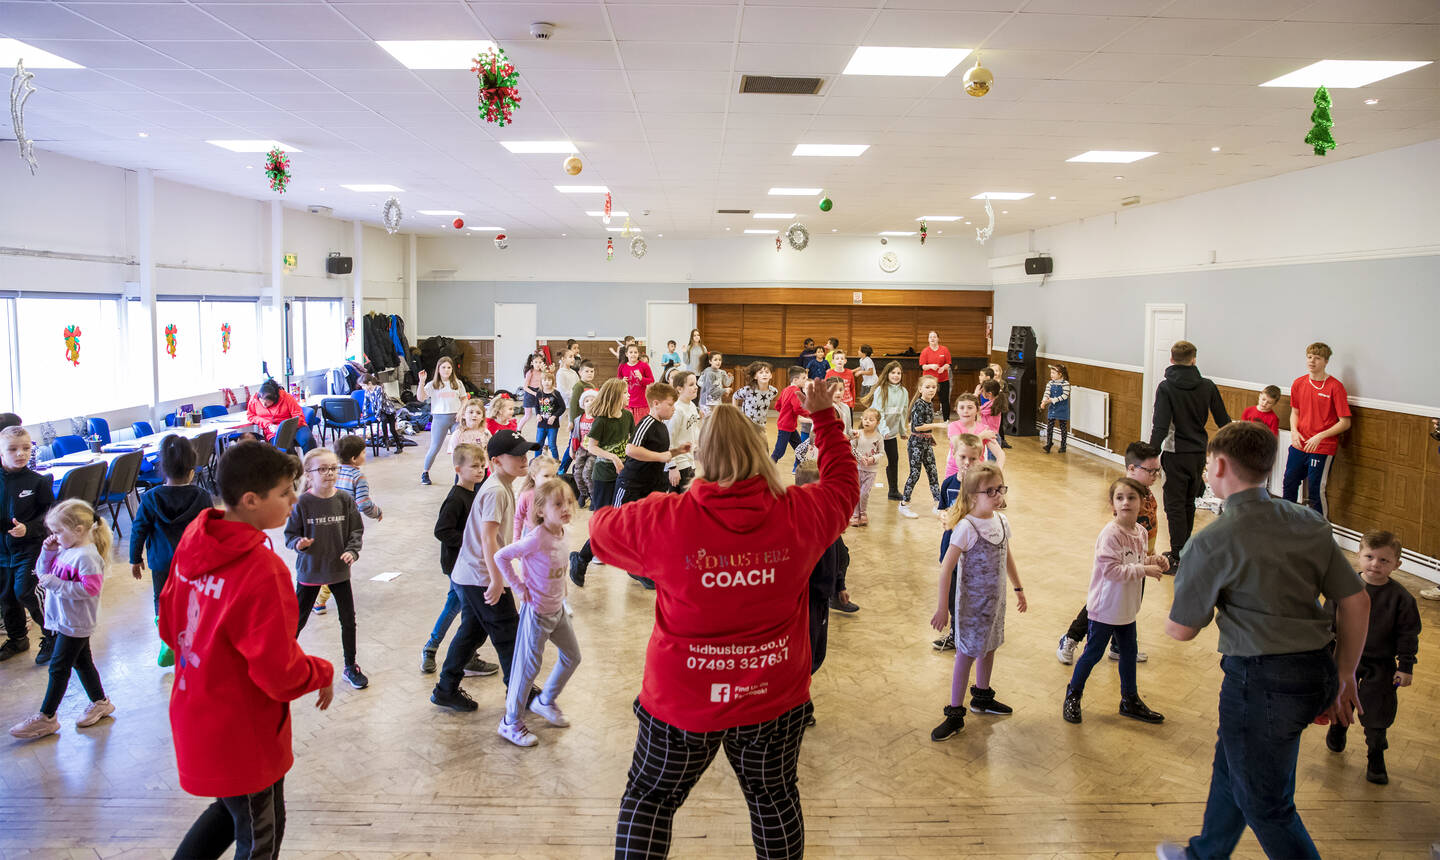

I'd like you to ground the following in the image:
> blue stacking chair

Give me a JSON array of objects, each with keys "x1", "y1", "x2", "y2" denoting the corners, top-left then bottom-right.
[
  {"x1": 318, "y1": 397, "x2": 362, "y2": 446},
  {"x1": 164, "y1": 414, "x2": 179, "y2": 427},
  {"x1": 295, "y1": 408, "x2": 317, "y2": 453},
  {"x1": 87, "y1": 418, "x2": 111, "y2": 445},
  {"x1": 132, "y1": 421, "x2": 155, "y2": 439},
  {"x1": 51, "y1": 435, "x2": 87, "y2": 457},
  {"x1": 201, "y1": 405, "x2": 229, "y2": 420}
]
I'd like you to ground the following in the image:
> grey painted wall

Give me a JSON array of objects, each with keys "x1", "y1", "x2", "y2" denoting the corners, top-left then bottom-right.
[
  {"x1": 993, "y1": 254, "x2": 1439, "y2": 407},
  {"x1": 418, "y1": 281, "x2": 694, "y2": 338}
]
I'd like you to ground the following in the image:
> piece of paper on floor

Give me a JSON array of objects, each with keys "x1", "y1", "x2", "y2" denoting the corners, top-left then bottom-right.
[{"x1": 371, "y1": 571, "x2": 405, "y2": 582}]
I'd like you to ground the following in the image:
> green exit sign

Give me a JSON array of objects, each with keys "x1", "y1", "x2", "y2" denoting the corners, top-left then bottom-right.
[{"x1": 282, "y1": 254, "x2": 297, "y2": 268}]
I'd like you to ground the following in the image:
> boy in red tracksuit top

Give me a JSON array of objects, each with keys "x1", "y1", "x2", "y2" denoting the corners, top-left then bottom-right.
[
  {"x1": 159, "y1": 441, "x2": 333, "y2": 859},
  {"x1": 770, "y1": 366, "x2": 810, "y2": 462}
]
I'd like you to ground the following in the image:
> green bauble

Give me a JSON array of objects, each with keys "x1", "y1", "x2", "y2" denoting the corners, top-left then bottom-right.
[{"x1": 818, "y1": 197, "x2": 833, "y2": 212}]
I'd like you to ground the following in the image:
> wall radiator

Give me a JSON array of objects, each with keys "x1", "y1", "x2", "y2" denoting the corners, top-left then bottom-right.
[{"x1": 1069, "y1": 386, "x2": 1110, "y2": 442}]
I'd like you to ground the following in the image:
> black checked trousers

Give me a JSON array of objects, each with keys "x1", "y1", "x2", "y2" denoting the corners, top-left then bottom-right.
[{"x1": 615, "y1": 698, "x2": 813, "y2": 860}]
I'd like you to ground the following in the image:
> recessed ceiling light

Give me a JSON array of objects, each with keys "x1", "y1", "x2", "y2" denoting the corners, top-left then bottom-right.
[
  {"x1": 753, "y1": 213, "x2": 797, "y2": 219},
  {"x1": 208, "y1": 139, "x2": 302, "y2": 153},
  {"x1": 376, "y1": 40, "x2": 497, "y2": 70},
  {"x1": 1259, "y1": 60, "x2": 1431, "y2": 88},
  {"x1": 418, "y1": 209, "x2": 464, "y2": 216},
  {"x1": 245, "y1": 165, "x2": 253, "y2": 169},
  {"x1": 137, "y1": 132, "x2": 149, "y2": 138},
  {"x1": 843, "y1": 46, "x2": 971, "y2": 77},
  {"x1": 1114, "y1": 175, "x2": 1124, "y2": 180},
  {"x1": 917, "y1": 215, "x2": 961, "y2": 222},
  {"x1": 0, "y1": 39, "x2": 84, "y2": 69},
  {"x1": 793, "y1": 144, "x2": 869, "y2": 157},
  {"x1": 1364, "y1": 98, "x2": 1380, "y2": 105},
  {"x1": 831, "y1": 228, "x2": 838, "y2": 232},
  {"x1": 744, "y1": 229, "x2": 778, "y2": 234},
  {"x1": 769, "y1": 187, "x2": 823, "y2": 196},
  {"x1": 341, "y1": 184, "x2": 404, "y2": 192},
  {"x1": 971, "y1": 192, "x2": 1032, "y2": 200},
  {"x1": 500, "y1": 141, "x2": 577, "y2": 154},
  {"x1": 1048, "y1": 196, "x2": 1056, "y2": 200},
  {"x1": 318, "y1": 187, "x2": 325, "y2": 191},
  {"x1": 467, "y1": 226, "x2": 505, "y2": 231},
  {"x1": 658, "y1": 233, "x2": 663, "y2": 238},
  {"x1": 1210, "y1": 146, "x2": 1221, "y2": 152},
  {"x1": 585, "y1": 210, "x2": 628, "y2": 217},
  {"x1": 555, "y1": 185, "x2": 609, "y2": 193},
  {"x1": 1067, "y1": 150, "x2": 1156, "y2": 163},
  {"x1": 879, "y1": 231, "x2": 916, "y2": 236},
  {"x1": 1001, "y1": 210, "x2": 1008, "y2": 214},
  {"x1": 561, "y1": 233, "x2": 567, "y2": 237}
]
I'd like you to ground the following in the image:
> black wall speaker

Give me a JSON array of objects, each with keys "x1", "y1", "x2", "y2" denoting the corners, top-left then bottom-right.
[
  {"x1": 1024, "y1": 256, "x2": 1053, "y2": 275},
  {"x1": 325, "y1": 254, "x2": 353, "y2": 275},
  {"x1": 1003, "y1": 325, "x2": 1039, "y2": 436}
]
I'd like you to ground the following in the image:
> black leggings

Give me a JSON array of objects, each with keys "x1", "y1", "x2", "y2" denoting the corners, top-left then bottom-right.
[
  {"x1": 883, "y1": 437, "x2": 899, "y2": 493},
  {"x1": 175, "y1": 777, "x2": 286, "y2": 860},
  {"x1": 41, "y1": 633, "x2": 106, "y2": 716},
  {"x1": 1046, "y1": 418, "x2": 1069, "y2": 449},
  {"x1": 296, "y1": 581, "x2": 356, "y2": 668}
]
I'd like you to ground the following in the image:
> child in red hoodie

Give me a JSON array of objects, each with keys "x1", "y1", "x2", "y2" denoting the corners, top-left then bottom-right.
[
  {"x1": 160, "y1": 441, "x2": 333, "y2": 859},
  {"x1": 770, "y1": 366, "x2": 810, "y2": 463}
]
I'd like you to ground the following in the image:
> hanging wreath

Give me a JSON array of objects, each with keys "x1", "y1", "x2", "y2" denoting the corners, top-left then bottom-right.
[
  {"x1": 382, "y1": 196, "x2": 402, "y2": 234},
  {"x1": 630, "y1": 236, "x2": 647, "y2": 259},
  {"x1": 164, "y1": 324, "x2": 178, "y2": 359},
  {"x1": 471, "y1": 47, "x2": 521, "y2": 127},
  {"x1": 63, "y1": 325, "x2": 81, "y2": 366},
  {"x1": 220, "y1": 322, "x2": 232, "y2": 353},
  {"x1": 264, "y1": 147, "x2": 290, "y2": 194},
  {"x1": 786, "y1": 222, "x2": 810, "y2": 251}
]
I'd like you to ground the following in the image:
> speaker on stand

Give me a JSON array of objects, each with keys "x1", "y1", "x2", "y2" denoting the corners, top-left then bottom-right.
[{"x1": 1002, "y1": 326, "x2": 1039, "y2": 436}]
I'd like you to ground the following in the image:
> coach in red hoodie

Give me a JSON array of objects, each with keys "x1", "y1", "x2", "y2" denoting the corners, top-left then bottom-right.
[
  {"x1": 159, "y1": 441, "x2": 333, "y2": 859},
  {"x1": 591, "y1": 379, "x2": 857, "y2": 860}
]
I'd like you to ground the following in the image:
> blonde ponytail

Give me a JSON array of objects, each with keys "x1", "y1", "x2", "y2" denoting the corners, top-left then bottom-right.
[
  {"x1": 91, "y1": 516, "x2": 113, "y2": 561},
  {"x1": 44, "y1": 499, "x2": 112, "y2": 560}
]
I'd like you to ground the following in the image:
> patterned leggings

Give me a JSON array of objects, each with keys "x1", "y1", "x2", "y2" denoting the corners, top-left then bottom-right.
[
  {"x1": 903, "y1": 439, "x2": 940, "y2": 504},
  {"x1": 571, "y1": 448, "x2": 595, "y2": 504}
]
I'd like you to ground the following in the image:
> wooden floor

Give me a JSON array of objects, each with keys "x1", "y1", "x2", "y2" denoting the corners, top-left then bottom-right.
[{"x1": 2, "y1": 427, "x2": 1438, "y2": 859}]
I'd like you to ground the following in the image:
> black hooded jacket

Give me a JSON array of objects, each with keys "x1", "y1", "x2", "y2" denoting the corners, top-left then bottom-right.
[{"x1": 1148, "y1": 364, "x2": 1230, "y2": 454}]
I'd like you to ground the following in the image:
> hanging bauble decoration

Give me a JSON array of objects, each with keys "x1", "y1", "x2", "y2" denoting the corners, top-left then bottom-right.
[
  {"x1": 452, "y1": 217, "x2": 465, "y2": 230},
  {"x1": 10, "y1": 60, "x2": 38, "y2": 175},
  {"x1": 606, "y1": 237, "x2": 614, "y2": 262},
  {"x1": 785, "y1": 222, "x2": 810, "y2": 251},
  {"x1": 221, "y1": 323, "x2": 232, "y2": 354},
  {"x1": 603, "y1": 192, "x2": 613, "y2": 225},
  {"x1": 264, "y1": 147, "x2": 291, "y2": 193},
  {"x1": 976, "y1": 195, "x2": 995, "y2": 245},
  {"x1": 818, "y1": 196, "x2": 833, "y2": 212},
  {"x1": 471, "y1": 47, "x2": 521, "y2": 127},
  {"x1": 164, "y1": 324, "x2": 178, "y2": 359},
  {"x1": 494, "y1": 233, "x2": 508, "y2": 250},
  {"x1": 963, "y1": 56, "x2": 994, "y2": 98},
  {"x1": 382, "y1": 196, "x2": 402, "y2": 234},
  {"x1": 1305, "y1": 85, "x2": 1336, "y2": 156},
  {"x1": 776, "y1": 236, "x2": 782, "y2": 253},
  {"x1": 63, "y1": 325, "x2": 81, "y2": 366},
  {"x1": 563, "y1": 154, "x2": 583, "y2": 175},
  {"x1": 920, "y1": 220, "x2": 927, "y2": 246},
  {"x1": 630, "y1": 236, "x2": 647, "y2": 259}
]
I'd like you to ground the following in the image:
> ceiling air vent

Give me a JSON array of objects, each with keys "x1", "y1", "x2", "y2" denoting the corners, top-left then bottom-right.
[
  {"x1": 740, "y1": 75, "x2": 824, "y2": 95},
  {"x1": 716, "y1": 209, "x2": 751, "y2": 215}
]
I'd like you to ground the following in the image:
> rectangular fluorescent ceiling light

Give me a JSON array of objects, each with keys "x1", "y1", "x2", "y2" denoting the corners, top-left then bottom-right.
[
  {"x1": 1259, "y1": 60, "x2": 1432, "y2": 88},
  {"x1": 769, "y1": 187, "x2": 823, "y2": 196},
  {"x1": 844, "y1": 46, "x2": 970, "y2": 77},
  {"x1": 500, "y1": 141, "x2": 577, "y2": 154},
  {"x1": 418, "y1": 210, "x2": 464, "y2": 216},
  {"x1": 585, "y1": 210, "x2": 628, "y2": 217},
  {"x1": 607, "y1": 227, "x2": 642, "y2": 233},
  {"x1": 971, "y1": 192, "x2": 1032, "y2": 200},
  {"x1": 0, "y1": 39, "x2": 84, "y2": 69},
  {"x1": 467, "y1": 226, "x2": 505, "y2": 231},
  {"x1": 793, "y1": 144, "x2": 869, "y2": 157},
  {"x1": 1067, "y1": 150, "x2": 1156, "y2": 163},
  {"x1": 376, "y1": 40, "x2": 496, "y2": 70},
  {"x1": 753, "y1": 213, "x2": 796, "y2": 219},
  {"x1": 555, "y1": 185, "x2": 609, "y2": 193},
  {"x1": 879, "y1": 231, "x2": 916, "y2": 236},
  {"x1": 207, "y1": 139, "x2": 302, "y2": 153},
  {"x1": 917, "y1": 215, "x2": 961, "y2": 221},
  {"x1": 341, "y1": 184, "x2": 404, "y2": 192},
  {"x1": 744, "y1": 229, "x2": 778, "y2": 234}
]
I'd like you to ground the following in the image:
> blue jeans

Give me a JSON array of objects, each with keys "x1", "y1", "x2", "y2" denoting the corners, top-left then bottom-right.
[
  {"x1": 1067, "y1": 620, "x2": 1137, "y2": 697},
  {"x1": 771, "y1": 430, "x2": 801, "y2": 462},
  {"x1": 559, "y1": 444, "x2": 574, "y2": 474},
  {"x1": 424, "y1": 583, "x2": 461, "y2": 652},
  {"x1": 537, "y1": 425, "x2": 560, "y2": 459},
  {"x1": 1186, "y1": 650, "x2": 1337, "y2": 860},
  {"x1": 1281, "y1": 446, "x2": 1331, "y2": 517}
]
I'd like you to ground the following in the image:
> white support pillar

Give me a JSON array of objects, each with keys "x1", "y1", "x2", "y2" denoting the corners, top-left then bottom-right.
[
  {"x1": 267, "y1": 199, "x2": 284, "y2": 382},
  {"x1": 407, "y1": 232, "x2": 418, "y2": 338},
  {"x1": 136, "y1": 168, "x2": 159, "y2": 417},
  {"x1": 352, "y1": 220, "x2": 365, "y2": 363}
]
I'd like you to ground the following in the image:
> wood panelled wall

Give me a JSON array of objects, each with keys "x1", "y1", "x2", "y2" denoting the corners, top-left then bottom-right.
[
  {"x1": 992, "y1": 349, "x2": 1440, "y2": 559},
  {"x1": 455, "y1": 339, "x2": 622, "y2": 391}
]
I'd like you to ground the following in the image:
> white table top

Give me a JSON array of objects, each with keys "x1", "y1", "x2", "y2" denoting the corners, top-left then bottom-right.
[{"x1": 102, "y1": 416, "x2": 256, "y2": 453}]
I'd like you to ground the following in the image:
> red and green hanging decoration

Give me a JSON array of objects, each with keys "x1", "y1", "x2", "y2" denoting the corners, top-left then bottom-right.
[
  {"x1": 1305, "y1": 86, "x2": 1336, "y2": 156},
  {"x1": 164, "y1": 324, "x2": 178, "y2": 359},
  {"x1": 606, "y1": 236, "x2": 614, "y2": 262},
  {"x1": 471, "y1": 47, "x2": 521, "y2": 127},
  {"x1": 920, "y1": 220, "x2": 928, "y2": 245},
  {"x1": 220, "y1": 322, "x2": 232, "y2": 354},
  {"x1": 264, "y1": 147, "x2": 291, "y2": 193},
  {"x1": 63, "y1": 326, "x2": 81, "y2": 366}
]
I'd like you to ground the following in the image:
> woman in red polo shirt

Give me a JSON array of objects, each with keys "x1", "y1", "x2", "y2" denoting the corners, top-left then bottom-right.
[
  {"x1": 589, "y1": 380, "x2": 857, "y2": 860},
  {"x1": 919, "y1": 330, "x2": 953, "y2": 421}
]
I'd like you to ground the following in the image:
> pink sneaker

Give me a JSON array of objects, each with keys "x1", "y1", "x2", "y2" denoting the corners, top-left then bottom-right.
[
  {"x1": 9, "y1": 712, "x2": 59, "y2": 740},
  {"x1": 76, "y1": 699, "x2": 115, "y2": 728}
]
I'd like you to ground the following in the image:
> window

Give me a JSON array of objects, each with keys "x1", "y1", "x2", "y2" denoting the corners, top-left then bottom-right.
[
  {"x1": 0, "y1": 300, "x2": 14, "y2": 413},
  {"x1": 203, "y1": 301, "x2": 261, "y2": 391},
  {"x1": 290, "y1": 299, "x2": 344, "y2": 374},
  {"x1": 15, "y1": 296, "x2": 126, "y2": 422},
  {"x1": 156, "y1": 299, "x2": 204, "y2": 401}
]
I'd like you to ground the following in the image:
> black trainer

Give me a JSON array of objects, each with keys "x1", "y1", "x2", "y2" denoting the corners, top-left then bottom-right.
[
  {"x1": 0, "y1": 637, "x2": 29, "y2": 662},
  {"x1": 420, "y1": 647, "x2": 437, "y2": 674},
  {"x1": 1063, "y1": 687, "x2": 1083, "y2": 724},
  {"x1": 886, "y1": 491, "x2": 903, "y2": 502},
  {"x1": 1325, "y1": 723, "x2": 1347, "y2": 753},
  {"x1": 464, "y1": 656, "x2": 499, "y2": 676},
  {"x1": 431, "y1": 685, "x2": 478, "y2": 712},
  {"x1": 343, "y1": 664, "x2": 370, "y2": 689},
  {"x1": 1118, "y1": 693, "x2": 1164, "y2": 724},
  {"x1": 35, "y1": 633, "x2": 55, "y2": 665},
  {"x1": 930, "y1": 705, "x2": 965, "y2": 742},
  {"x1": 420, "y1": 471, "x2": 432, "y2": 486},
  {"x1": 932, "y1": 632, "x2": 955, "y2": 652},
  {"x1": 1366, "y1": 747, "x2": 1388, "y2": 785},
  {"x1": 968, "y1": 685, "x2": 1013, "y2": 715},
  {"x1": 828, "y1": 595, "x2": 860, "y2": 613},
  {"x1": 568, "y1": 551, "x2": 587, "y2": 588}
]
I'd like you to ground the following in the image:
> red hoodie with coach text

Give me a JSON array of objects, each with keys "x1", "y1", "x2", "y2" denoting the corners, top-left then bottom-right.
[
  {"x1": 158, "y1": 508, "x2": 333, "y2": 797},
  {"x1": 589, "y1": 407, "x2": 858, "y2": 732}
]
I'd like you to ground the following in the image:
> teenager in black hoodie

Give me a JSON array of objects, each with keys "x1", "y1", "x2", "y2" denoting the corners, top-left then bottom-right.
[
  {"x1": 130, "y1": 435, "x2": 213, "y2": 668},
  {"x1": 1147, "y1": 340, "x2": 1230, "y2": 571}
]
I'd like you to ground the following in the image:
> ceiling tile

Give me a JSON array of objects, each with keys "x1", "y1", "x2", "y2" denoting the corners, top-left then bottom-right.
[
  {"x1": 863, "y1": 9, "x2": 1012, "y2": 45},
  {"x1": 609, "y1": 4, "x2": 740, "y2": 42},
  {"x1": 1286, "y1": 0, "x2": 1439, "y2": 24},
  {"x1": 1218, "y1": 21, "x2": 1396, "y2": 57},
  {"x1": 0, "y1": 2, "x2": 119, "y2": 39},
  {"x1": 199, "y1": 3, "x2": 365, "y2": 39},
  {"x1": 98, "y1": 69, "x2": 239, "y2": 92},
  {"x1": 309, "y1": 68, "x2": 427, "y2": 92},
  {"x1": 210, "y1": 69, "x2": 337, "y2": 92},
  {"x1": 502, "y1": 41, "x2": 620, "y2": 71},
  {"x1": 985, "y1": 13, "x2": 1143, "y2": 52},
  {"x1": 335, "y1": 3, "x2": 488, "y2": 39},
  {"x1": 468, "y1": 3, "x2": 612, "y2": 41},
  {"x1": 144, "y1": 40, "x2": 296, "y2": 69},
  {"x1": 61, "y1": 3, "x2": 245, "y2": 39},
  {"x1": 735, "y1": 43, "x2": 853, "y2": 76},
  {"x1": 261, "y1": 40, "x2": 401, "y2": 69},
  {"x1": 738, "y1": 6, "x2": 874, "y2": 45},
  {"x1": 21, "y1": 38, "x2": 187, "y2": 69},
  {"x1": 1100, "y1": 18, "x2": 1265, "y2": 54},
  {"x1": 34, "y1": 69, "x2": 144, "y2": 92},
  {"x1": 619, "y1": 42, "x2": 733, "y2": 72}
]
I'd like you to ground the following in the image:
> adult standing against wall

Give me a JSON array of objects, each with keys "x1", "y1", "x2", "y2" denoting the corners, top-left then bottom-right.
[
  {"x1": 1282, "y1": 342, "x2": 1351, "y2": 519},
  {"x1": 684, "y1": 329, "x2": 707, "y2": 375},
  {"x1": 1159, "y1": 421, "x2": 1367, "y2": 860},
  {"x1": 919, "y1": 330, "x2": 953, "y2": 421},
  {"x1": 589, "y1": 381, "x2": 858, "y2": 860},
  {"x1": 1148, "y1": 341, "x2": 1229, "y2": 573}
]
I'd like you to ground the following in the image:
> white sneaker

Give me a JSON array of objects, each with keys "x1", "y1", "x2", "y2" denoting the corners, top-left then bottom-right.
[
  {"x1": 1421, "y1": 586, "x2": 1440, "y2": 601},
  {"x1": 1109, "y1": 648, "x2": 1150, "y2": 663},
  {"x1": 1056, "y1": 636, "x2": 1078, "y2": 665},
  {"x1": 874, "y1": 480, "x2": 884, "y2": 488},
  {"x1": 897, "y1": 504, "x2": 918, "y2": 519},
  {"x1": 76, "y1": 698, "x2": 115, "y2": 728},
  {"x1": 497, "y1": 717, "x2": 538, "y2": 747},
  {"x1": 529, "y1": 696, "x2": 571, "y2": 727},
  {"x1": 9, "y1": 712, "x2": 59, "y2": 740},
  {"x1": 1156, "y1": 842, "x2": 1186, "y2": 860}
]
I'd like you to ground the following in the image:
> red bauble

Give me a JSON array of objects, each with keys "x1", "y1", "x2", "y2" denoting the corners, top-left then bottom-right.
[{"x1": 453, "y1": 218, "x2": 465, "y2": 230}]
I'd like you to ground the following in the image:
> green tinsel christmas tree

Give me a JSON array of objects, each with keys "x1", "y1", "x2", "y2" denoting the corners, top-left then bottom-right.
[{"x1": 1305, "y1": 85, "x2": 1336, "y2": 156}]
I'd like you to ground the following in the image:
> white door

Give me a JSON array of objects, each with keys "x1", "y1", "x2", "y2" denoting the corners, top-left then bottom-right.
[
  {"x1": 1141, "y1": 304, "x2": 1187, "y2": 439},
  {"x1": 646, "y1": 301, "x2": 694, "y2": 378},
  {"x1": 493, "y1": 302, "x2": 537, "y2": 394}
]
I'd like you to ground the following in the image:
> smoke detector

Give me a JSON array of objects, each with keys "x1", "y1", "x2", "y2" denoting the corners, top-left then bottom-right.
[
  {"x1": 307, "y1": 205, "x2": 333, "y2": 216},
  {"x1": 531, "y1": 22, "x2": 555, "y2": 39}
]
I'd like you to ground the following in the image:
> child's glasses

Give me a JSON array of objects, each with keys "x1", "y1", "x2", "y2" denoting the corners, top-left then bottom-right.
[
  {"x1": 308, "y1": 465, "x2": 339, "y2": 474},
  {"x1": 1138, "y1": 466, "x2": 1162, "y2": 476},
  {"x1": 980, "y1": 485, "x2": 1008, "y2": 497}
]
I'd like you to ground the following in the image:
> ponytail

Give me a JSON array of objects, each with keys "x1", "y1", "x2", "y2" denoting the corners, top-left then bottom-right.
[{"x1": 90, "y1": 516, "x2": 113, "y2": 563}]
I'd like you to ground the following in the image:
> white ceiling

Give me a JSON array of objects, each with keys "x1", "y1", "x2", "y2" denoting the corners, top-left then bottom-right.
[{"x1": 4, "y1": 0, "x2": 1438, "y2": 239}]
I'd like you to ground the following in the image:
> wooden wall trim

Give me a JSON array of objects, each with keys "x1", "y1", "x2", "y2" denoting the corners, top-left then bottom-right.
[{"x1": 689, "y1": 287, "x2": 991, "y2": 308}]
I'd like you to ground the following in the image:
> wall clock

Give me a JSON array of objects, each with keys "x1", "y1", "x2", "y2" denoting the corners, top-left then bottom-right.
[{"x1": 879, "y1": 251, "x2": 900, "y2": 273}]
